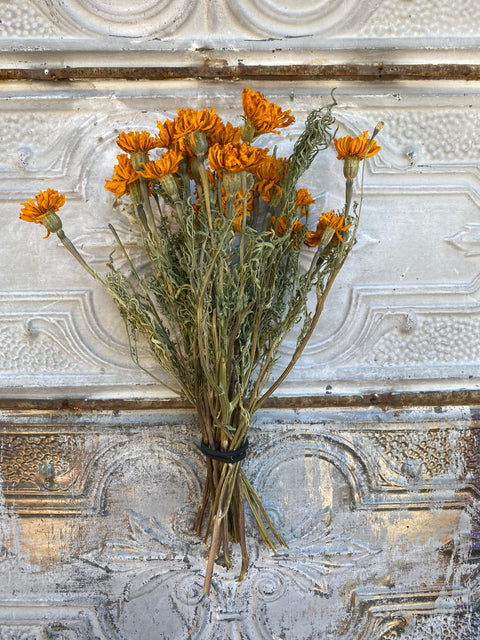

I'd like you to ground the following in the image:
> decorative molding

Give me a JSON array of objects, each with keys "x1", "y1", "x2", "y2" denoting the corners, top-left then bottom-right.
[
  {"x1": 226, "y1": 0, "x2": 363, "y2": 38},
  {"x1": 0, "y1": 0, "x2": 479, "y2": 48},
  {"x1": 446, "y1": 224, "x2": 480, "y2": 257},
  {"x1": 41, "y1": 0, "x2": 199, "y2": 38},
  {"x1": 0, "y1": 408, "x2": 477, "y2": 639},
  {"x1": 2, "y1": 409, "x2": 476, "y2": 514},
  {"x1": 0, "y1": 290, "x2": 156, "y2": 388}
]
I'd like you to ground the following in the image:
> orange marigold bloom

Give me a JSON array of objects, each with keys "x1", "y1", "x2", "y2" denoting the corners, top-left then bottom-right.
[
  {"x1": 334, "y1": 131, "x2": 381, "y2": 160},
  {"x1": 20, "y1": 188, "x2": 65, "y2": 237},
  {"x1": 295, "y1": 188, "x2": 316, "y2": 217},
  {"x1": 155, "y1": 119, "x2": 177, "y2": 148},
  {"x1": 242, "y1": 88, "x2": 295, "y2": 137},
  {"x1": 295, "y1": 188, "x2": 315, "y2": 208},
  {"x1": 208, "y1": 121, "x2": 242, "y2": 146},
  {"x1": 271, "y1": 216, "x2": 305, "y2": 248},
  {"x1": 305, "y1": 210, "x2": 351, "y2": 247},
  {"x1": 174, "y1": 108, "x2": 223, "y2": 141},
  {"x1": 320, "y1": 210, "x2": 351, "y2": 241},
  {"x1": 138, "y1": 148, "x2": 183, "y2": 180},
  {"x1": 253, "y1": 155, "x2": 288, "y2": 203},
  {"x1": 208, "y1": 142, "x2": 269, "y2": 175},
  {"x1": 116, "y1": 130, "x2": 159, "y2": 154},
  {"x1": 105, "y1": 154, "x2": 140, "y2": 199}
]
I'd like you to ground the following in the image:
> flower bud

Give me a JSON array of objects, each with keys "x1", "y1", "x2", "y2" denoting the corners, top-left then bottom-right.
[
  {"x1": 187, "y1": 131, "x2": 208, "y2": 156},
  {"x1": 343, "y1": 156, "x2": 360, "y2": 180},
  {"x1": 223, "y1": 171, "x2": 242, "y2": 199},
  {"x1": 161, "y1": 174, "x2": 180, "y2": 200},
  {"x1": 42, "y1": 211, "x2": 63, "y2": 235},
  {"x1": 129, "y1": 181, "x2": 144, "y2": 205}
]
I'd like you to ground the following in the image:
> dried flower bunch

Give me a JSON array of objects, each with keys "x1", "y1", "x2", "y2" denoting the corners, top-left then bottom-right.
[{"x1": 20, "y1": 89, "x2": 382, "y2": 594}]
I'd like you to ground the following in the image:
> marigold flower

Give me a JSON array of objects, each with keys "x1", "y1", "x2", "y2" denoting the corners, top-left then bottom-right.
[
  {"x1": 138, "y1": 149, "x2": 183, "y2": 181},
  {"x1": 320, "y1": 211, "x2": 350, "y2": 241},
  {"x1": 105, "y1": 154, "x2": 140, "y2": 199},
  {"x1": 174, "y1": 108, "x2": 223, "y2": 141},
  {"x1": 305, "y1": 210, "x2": 351, "y2": 247},
  {"x1": 242, "y1": 88, "x2": 295, "y2": 139},
  {"x1": 155, "y1": 119, "x2": 177, "y2": 148},
  {"x1": 253, "y1": 155, "x2": 288, "y2": 203},
  {"x1": 334, "y1": 131, "x2": 381, "y2": 180},
  {"x1": 295, "y1": 188, "x2": 315, "y2": 208},
  {"x1": 116, "y1": 131, "x2": 159, "y2": 154},
  {"x1": 20, "y1": 188, "x2": 66, "y2": 238},
  {"x1": 271, "y1": 215, "x2": 305, "y2": 248},
  {"x1": 334, "y1": 131, "x2": 381, "y2": 161},
  {"x1": 208, "y1": 142, "x2": 269, "y2": 175},
  {"x1": 208, "y1": 121, "x2": 242, "y2": 146}
]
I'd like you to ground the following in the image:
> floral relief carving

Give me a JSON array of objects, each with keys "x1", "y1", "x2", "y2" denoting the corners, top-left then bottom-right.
[
  {"x1": 81, "y1": 501, "x2": 380, "y2": 639},
  {"x1": 74, "y1": 433, "x2": 387, "y2": 639}
]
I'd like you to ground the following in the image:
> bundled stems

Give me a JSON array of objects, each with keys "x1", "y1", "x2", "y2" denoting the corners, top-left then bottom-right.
[{"x1": 21, "y1": 93, "x2": 383, "y2": 595}]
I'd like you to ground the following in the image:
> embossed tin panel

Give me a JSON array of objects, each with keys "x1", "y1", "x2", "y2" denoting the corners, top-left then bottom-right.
[
  {"x1": 1, "y1": 407, "x2": 479, "y2": 639},
  {"x1": 1, "y1": 81, "x2": 480, "y2": 398},
  {"x1": 1, "y1": 1, "x2": 480, "y2": 639}
]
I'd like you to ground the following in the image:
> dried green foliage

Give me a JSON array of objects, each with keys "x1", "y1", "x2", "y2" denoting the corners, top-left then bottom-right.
[{"x1": 24, "y1": 90, "x2": 382, "y2": 593}]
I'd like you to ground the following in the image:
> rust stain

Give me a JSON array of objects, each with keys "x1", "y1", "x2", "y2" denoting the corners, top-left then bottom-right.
[
  {"x1": 0, "y1": 389, "x2": 478, "y2": 412},
  {"x1": 0, "y1": 64, "x2": 479, "y2": 82}
]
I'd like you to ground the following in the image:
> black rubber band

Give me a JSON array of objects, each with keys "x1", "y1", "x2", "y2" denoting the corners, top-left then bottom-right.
[{"x1": 200, "y1": 439, "x2": 249, "y2": 464}]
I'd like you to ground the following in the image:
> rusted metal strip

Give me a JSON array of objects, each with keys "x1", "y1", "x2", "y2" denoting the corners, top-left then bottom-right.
[
  {"x1": 1, "y1": 64, "x2": 480, "y2": 82},
  {"x1": 0, "y1": 389, "x2": 478, "y2": 412}
]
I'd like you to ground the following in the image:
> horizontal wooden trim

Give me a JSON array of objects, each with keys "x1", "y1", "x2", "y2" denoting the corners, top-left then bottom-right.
[
  {"x1": 1, "y1": 64, "x2": 480, "y2": 82},
  {"x1": 0, "y1": 389, "x2": 478, "y2": 412}
]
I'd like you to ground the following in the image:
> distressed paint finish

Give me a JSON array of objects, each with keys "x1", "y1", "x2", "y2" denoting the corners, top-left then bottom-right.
[
  {"x1": 1, "y1": 1, "x2": 480, "y2": 638},
  {"x1": 0, "y1": 407, "x2": 479, "y2": 639}
]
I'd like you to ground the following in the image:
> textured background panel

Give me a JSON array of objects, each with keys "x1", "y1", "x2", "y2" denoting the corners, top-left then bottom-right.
[
  {"x1": 1, "y1": 2, "x2": 479, "y2": 639},
  {"x1": 0, "y1": 407, "x2": 478, "y2": 640},
  {"x1": 1, "y1": 81, "x2": 479, "y2": 397}
]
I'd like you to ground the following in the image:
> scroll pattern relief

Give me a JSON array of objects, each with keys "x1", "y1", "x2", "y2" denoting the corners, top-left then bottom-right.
[
  {"x1": 0, "y1": 0, "x2": 479, "y2": 42},
  {"x1": 2, "y1": 411, "x2": 476, "y2": 514},
  {"x1": 1, "y1": 111, "x2": 111, "y2": 198},
  {"x1": 0, "y1": 291, "x2": 146, "y2": 385},
  {"x1": 3, "y1": 91, "x2": 480, "y2": 392},
  {"x1": 0, "y1": 411, "x2": 477, "y2": 638}
]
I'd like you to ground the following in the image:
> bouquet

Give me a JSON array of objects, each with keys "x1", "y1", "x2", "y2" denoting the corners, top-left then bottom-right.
[{"x1": 19, "y1": 89, "x2": 382, "y2": 594}]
